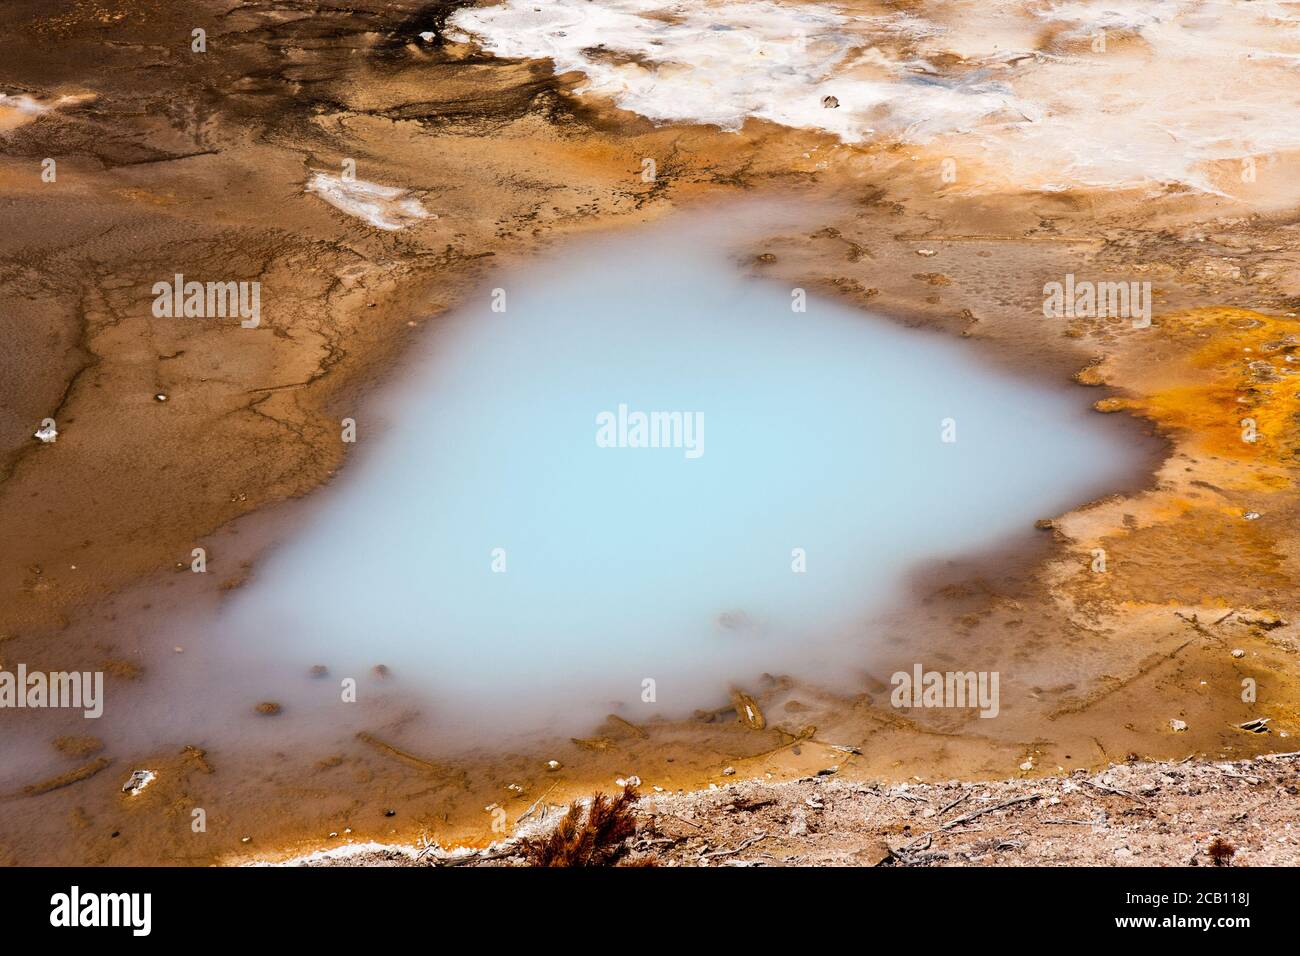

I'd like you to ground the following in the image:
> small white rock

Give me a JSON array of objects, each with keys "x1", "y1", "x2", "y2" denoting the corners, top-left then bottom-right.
[
  {"x1": 1170, "y1": 719, "x2": 1188, "y2": 732},
  {"x1": 121, "y1": 769, "x2": 156, "y2": 796},
  {"x1": 1232, "y1": 649, "x2": 1245, "y2": 658},
  {"x1": 34, "y1": 422, "x2": 57, "y2": 443}
]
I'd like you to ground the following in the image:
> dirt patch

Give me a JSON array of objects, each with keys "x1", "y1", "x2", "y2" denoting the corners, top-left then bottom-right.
[{"x1": 270, "y1": 754, "x2": 1300, "y2": 867}]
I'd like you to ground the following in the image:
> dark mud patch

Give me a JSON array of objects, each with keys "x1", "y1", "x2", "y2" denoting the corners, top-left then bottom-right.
[{"x1": 373, "y1": 1, "x2": 481, "y2": 59}]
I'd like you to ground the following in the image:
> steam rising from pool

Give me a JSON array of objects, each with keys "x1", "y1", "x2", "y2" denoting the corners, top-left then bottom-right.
[{"x1": 204, "y1": 204, "x2": 1140, "y2": 743}]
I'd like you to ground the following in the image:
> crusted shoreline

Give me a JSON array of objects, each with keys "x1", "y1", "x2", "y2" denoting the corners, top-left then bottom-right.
[{"x1": 258, "y1": 753, "x2": 1300, "y2": 867}]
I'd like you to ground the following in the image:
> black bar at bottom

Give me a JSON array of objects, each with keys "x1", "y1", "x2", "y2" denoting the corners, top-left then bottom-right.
[{"x1": 0, "y1": 864, "x2": 1275, "y2": 941}]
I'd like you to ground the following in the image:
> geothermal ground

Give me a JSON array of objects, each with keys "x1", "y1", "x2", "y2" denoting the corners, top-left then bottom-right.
[{"x1": 0, "y1": 0, "x2": 1297, "y2": 866}]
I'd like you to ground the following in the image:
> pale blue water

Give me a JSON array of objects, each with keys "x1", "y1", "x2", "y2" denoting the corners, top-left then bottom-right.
[{"x1": 210, "y1": 204, "x2": 1140, "y2": 741}]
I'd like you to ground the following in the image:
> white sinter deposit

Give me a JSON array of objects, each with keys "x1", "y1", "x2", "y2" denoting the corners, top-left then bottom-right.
[
  {"x1": 0, "y1": 91, "x2": 95, "y2": 131},
  {"x1": 305, "y1": 173, "x2": 434, "y2": 230},
  {"x1": 448, "y1": 0, "x2": 1300, "y2": 193}
]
